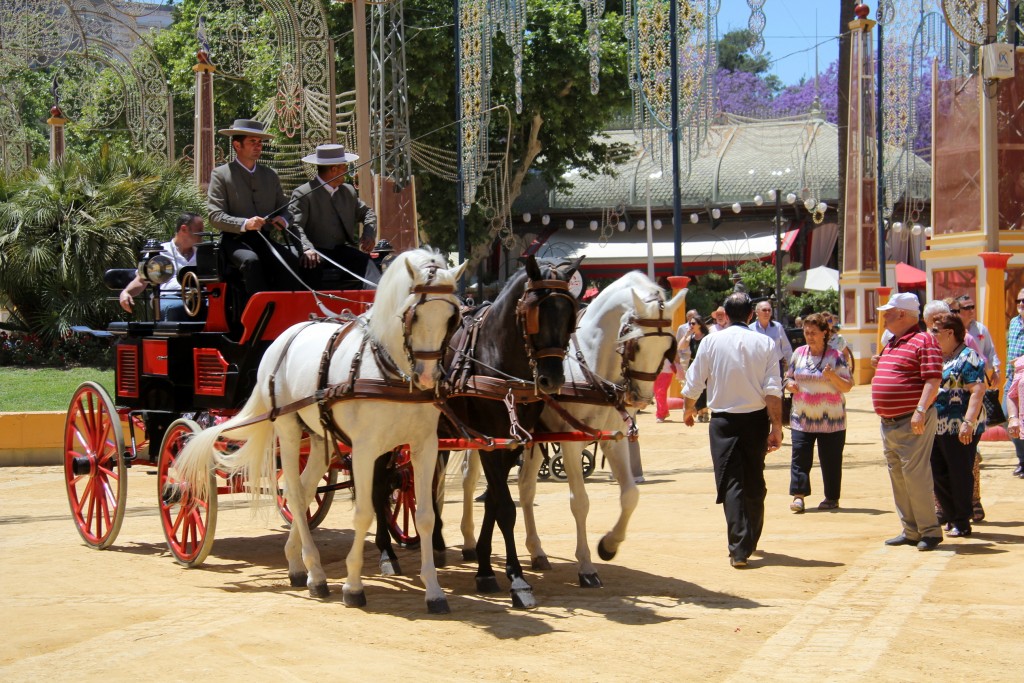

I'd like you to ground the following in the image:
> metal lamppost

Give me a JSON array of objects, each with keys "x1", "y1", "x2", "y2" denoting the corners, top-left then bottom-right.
[
  {"x1": 645, "y1": 170, "x2": 663, "y2": 279},
  {"x1": 771, "y1": 189, "x2": 796, "y2": 314}
]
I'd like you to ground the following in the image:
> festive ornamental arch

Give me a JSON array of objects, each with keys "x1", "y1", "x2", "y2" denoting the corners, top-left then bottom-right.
[
  {"x1": 0, "y1": 0, "x2": 173, "y2": 160},
  {"x1": 200, "y1": 0, "x2": 335, "y2": 188}
]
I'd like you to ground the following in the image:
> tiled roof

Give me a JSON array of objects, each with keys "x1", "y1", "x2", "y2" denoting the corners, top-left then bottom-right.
[{"x1": 514, "y1": 114, "x2": 930, "y2": 213}]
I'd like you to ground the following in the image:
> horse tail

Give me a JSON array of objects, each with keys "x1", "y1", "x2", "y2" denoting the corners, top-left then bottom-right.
[{"x1": 174, "y1": 384, "x2": 277, "y2": 505}]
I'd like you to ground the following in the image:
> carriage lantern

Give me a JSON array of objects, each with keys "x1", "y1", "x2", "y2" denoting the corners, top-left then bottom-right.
[{"x1": 138, "y1": 239, "x2": 174, "y2": 287}]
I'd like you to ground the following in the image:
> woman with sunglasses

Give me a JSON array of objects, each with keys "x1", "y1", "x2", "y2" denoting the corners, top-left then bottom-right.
[
  {"x1": 677, "y1": 311, "x2": 710, "y2": 422},
  {"x1": 929, "y1": 313, "x2": 986, "y2": 537},
  {"x1": 783, "y1": 313, "x2": 853, "y2": 512}
]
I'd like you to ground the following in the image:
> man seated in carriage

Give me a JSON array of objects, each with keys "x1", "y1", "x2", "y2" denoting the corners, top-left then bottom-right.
[
  {"x1": 118, "y1": 213, "x2": 205, "y2": 321},
  {"x1": 207, "y1": 118, "x2": 301, "y2": 300},
  {"x1": 289, "y1": 143, "x2": 380, "y2": 290}
]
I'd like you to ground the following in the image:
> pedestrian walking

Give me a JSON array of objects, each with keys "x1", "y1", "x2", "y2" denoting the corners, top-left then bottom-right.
[
  {"x1": 872, "y1": 292, "x2": 943, "y2": 551},
  {"x1": 1005, "y1": 287, "x2": 1024, "y2": 478},
  {"x1": 784, "y1": 313, "x2": 853, "y2": 513},
  {"x1": 928, "y1": 313, "x2": 986, "y2": 538},
  {"x1": 683, "y1": 292, "x2": 783, "y2": 568}
]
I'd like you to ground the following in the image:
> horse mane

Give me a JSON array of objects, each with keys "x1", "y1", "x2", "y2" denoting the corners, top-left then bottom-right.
[
  {"x1": 589, "y1": 270, "x2": 665, "y2": 318},
  {"x1": 366, "y1": 248, "x2": 453, "y2": 345}
]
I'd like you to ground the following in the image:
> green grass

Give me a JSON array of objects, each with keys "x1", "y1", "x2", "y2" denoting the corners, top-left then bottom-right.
[{"x1": 0, "y1": 367, "x2": 115, "y2": 412}]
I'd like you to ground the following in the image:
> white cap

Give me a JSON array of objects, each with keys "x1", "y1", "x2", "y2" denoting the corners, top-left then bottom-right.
[{"x1": 877, "y1": 292, "x2": 920, "y2": 312}]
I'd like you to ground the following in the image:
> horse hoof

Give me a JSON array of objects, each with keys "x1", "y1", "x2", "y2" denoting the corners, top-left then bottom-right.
[
  {"x1": 342, "y1": 586, "x2": 367, "y2": 608},
  {"x1": 379, "y1": 557, "x2": 402, "y2": 576},
  {"x1": 510, "y1": 588, "x2": 537, "y2": 609},
  {"x1": 475, "y1": 575, "x2": 500, "y2": 593},
  {"x1": 426, "y1": 597, "x2": 451, "y2": 614},
  {"x1": 309, "y1": 582, "x2": 330, "y2": 599},
  {"x1": 462, "y1": 548, "x2": 478, "y2": 562},
  {"x1": 288, "y1": 572, "x2": 306, "y2": 588},
  {"x1": 579, "y1": 572, "x2": 603, "y2": 588},
  {"x1": 531, "y1": 556, "x2": 552, "y2": 571},
  {"x1": 433, "y1": 549, "x2": 447, "y2": 568},
  {"x1": 597, "y1": 535, "x2": 617, "y2": 561}
]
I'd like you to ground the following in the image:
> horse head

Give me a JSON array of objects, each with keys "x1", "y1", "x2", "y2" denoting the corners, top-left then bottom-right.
[
  {"x1": 516, "y1": 254, "x2": 583, "y2": 394},
  {"x1": 369, "y1": 249, "x2": 467, "y2": 391},
  {"x1": 615, "y1": 283, "x2": 687, "y2": 408}
]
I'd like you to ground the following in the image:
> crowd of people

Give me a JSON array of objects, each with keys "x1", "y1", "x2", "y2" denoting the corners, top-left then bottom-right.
[{"x1": 672, "y1": 287, "x2": 1016, "y2": 568}]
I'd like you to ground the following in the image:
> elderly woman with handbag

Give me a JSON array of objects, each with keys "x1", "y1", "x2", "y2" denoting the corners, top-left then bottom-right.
[
  {"x1": 783, "y1": 313, "x2": 854, "y2": 513},
  {"x1": 929, "y1": 313, "x2": 987, "y2": 537}
]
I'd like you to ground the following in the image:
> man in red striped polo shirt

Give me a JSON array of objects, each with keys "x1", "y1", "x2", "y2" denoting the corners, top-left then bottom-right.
[{"x1": 872, "y1": 292, "x2": 943, "y2": 550}]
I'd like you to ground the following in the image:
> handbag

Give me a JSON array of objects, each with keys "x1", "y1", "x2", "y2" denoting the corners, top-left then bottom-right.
[
  {"x1": 782, "y1": 392, "x2": 793, "y2": 424},
  {"x1": 983, "y1": 388, "x2": 1006, "y2": 427}
]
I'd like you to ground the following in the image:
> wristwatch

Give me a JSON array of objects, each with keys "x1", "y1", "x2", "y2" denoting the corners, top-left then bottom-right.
[{"x1": 914, "y1": 405, "x2": 926, "y2": 414}]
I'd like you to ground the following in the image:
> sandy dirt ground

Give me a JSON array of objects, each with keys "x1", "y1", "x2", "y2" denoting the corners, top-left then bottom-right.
[{"x1": 2, "y1": 384, "x2": 1023, "y2": 682}]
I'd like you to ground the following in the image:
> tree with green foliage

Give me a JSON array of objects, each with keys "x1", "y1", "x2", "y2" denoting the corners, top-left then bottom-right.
[
  {"x1": 716, "y1": 29, "x2": 782, "y2": 93},
  {"x1": 0, "y1": 150, "x2": 205, "y2": 341}
]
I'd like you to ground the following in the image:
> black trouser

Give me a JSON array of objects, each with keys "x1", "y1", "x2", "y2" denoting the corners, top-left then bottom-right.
[
  {"x1": 305, "y1": 244, "x2": 375, "y2": 290},
  {"x1": 789, "y1": 429, "x2": 846, "y2": 501},
  {"x1": 709, "y1": 408, "x2": 770, "y2": 561},
  {"x1": 931, "y1": 433, "x2": 978, "y2": 531},
  {"x1": 222, "y1": 232, "x2": 302, "y2": 295}
]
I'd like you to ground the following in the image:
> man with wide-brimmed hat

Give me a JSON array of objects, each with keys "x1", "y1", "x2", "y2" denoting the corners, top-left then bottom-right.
[
  {"x1": 207, "y1": 118, "x2": 298, "y2": 298},
  {"x1": 289, "y1": 143, "x2": 378, "y2": 289}
]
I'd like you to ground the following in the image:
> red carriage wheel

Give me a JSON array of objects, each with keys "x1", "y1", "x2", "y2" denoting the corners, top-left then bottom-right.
[
  {"x1": 385, "y1": 447, "x2": 420, "y2": 548},
  {"x1": 276, "y1": 436, "x2": 339, "y2": 529},
  {"x1": 158, "y1": 419, "x2": 217, "y2": 567},
  {"x1": 64, "y1": 382, "x2": 127, "y2": 549}
]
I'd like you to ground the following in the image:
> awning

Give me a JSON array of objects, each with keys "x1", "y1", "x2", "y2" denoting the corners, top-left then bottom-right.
[
  {"x1": 895, "y1": 262, "x2": 927, "y2": 290},
  {"x1": 787, "y1": 265, "x2": 839, "y2": 292},
  {"x1": 566, "y1": 229, "x2": 799, "y2": 274}
]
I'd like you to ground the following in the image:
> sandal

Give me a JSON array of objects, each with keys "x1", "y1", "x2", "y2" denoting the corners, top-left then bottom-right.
[
  {"x1": 790, "y1": 498, "x2": 805, "y2": 513},
  {"x1": 818, "y1": 499, "x2": 839, "y2": 510},
  {"x1": 972, "y1": 502, "x2": 985, "y2": 523}
]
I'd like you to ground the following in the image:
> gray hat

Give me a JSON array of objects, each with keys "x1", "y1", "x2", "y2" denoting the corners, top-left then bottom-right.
[
  {"x1": 218, "y1": 119, "x2": 273, "y2": 138},
  {"x1": 301, "y1": 143, "x2": 359, "y2": 165}
]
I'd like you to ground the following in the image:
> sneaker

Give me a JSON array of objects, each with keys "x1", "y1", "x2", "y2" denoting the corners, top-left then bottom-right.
[
  {"x1": 947, "y1": 527, "x2": 971, "y2": 538},
  {"x1": 789, "y1": 498, "x2": 805, "y2": 513},
  {"x1": 917, "y1": 536, "x2": 942, "y2": 551},
  {"x1": 656, "y1": 417, "x2": 666, "y2": 423},
  {"x1": 1014, "y1": 465, "x2": 1023, "y2": 477}
]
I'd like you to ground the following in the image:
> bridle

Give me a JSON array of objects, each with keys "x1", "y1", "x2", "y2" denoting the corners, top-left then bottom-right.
[
  {"x1": 374, "y1": 263, "x2": 461, "y2": 384},
  {"x1": 615, "y1": 298, "x2": 678, "y2": 403},
  {"x1": 515, "y1": 277, "x2": 579, "y2": 382}
]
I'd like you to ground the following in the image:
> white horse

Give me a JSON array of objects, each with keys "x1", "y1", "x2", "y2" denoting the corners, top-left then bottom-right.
[
  {"x1": 174, "y1": 248, "x2": 466, "y2": 613},
  {"x1": 461, "y1": 272, "x2": 684, "y2": 586}
]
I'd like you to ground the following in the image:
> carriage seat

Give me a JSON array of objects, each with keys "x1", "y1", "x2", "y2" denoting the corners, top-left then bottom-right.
[{"x1": 104, "y1": 268, "x2": 137, "y2": 291}]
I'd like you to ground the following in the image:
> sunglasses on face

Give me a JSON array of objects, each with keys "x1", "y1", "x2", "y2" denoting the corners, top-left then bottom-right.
[
  {"x1": 688, "y1": 321, "x2": 698, "y2": 326},
  {"x1": 949, "y1": 309, "x2": 960, "y2": 314},
  {"x1": 1018, "y1": 298, "x2": 1024, "y2": 304},
  {"x1": 961, "y1": 305, "x2": 975, "y2": 311}
]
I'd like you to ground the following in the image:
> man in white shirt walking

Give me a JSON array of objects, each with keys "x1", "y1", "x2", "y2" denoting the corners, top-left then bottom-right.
[{"x1": 683, "y1": 293, "x2": 784, "y2": 568}]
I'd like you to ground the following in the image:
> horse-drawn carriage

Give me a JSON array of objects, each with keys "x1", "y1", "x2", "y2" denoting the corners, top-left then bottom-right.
[{"x1": 64, "y1": 236, "x2": 684, "y2": 613}]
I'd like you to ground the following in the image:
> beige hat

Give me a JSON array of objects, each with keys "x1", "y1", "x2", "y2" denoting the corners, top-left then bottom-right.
[
  {"x1": 217, "y1": 119, "x2": 273, "y2": 138},
  {"x1": 301, "y1": 143, "x2": 359, "y2": 165},
  {"x1": 877, "y1": 292, "x2": 920, "y2": 312}
]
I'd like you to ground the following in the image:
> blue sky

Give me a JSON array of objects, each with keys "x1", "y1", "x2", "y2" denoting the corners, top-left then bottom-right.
[{"x1": 714, "y1": 0, "x2": 841, "y2": 86}]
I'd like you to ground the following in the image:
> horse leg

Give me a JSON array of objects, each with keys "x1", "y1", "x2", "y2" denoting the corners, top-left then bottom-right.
[
  {"x1": 488, "y1": 449, "x2": 535, "y2": 609},
  {"x1": 597, "y1": 440, "x2": 640, "y2": 563},
  {"x1": 283, "y1": 432, "x2": 331, "y2": 588},
  {"x1": 559, "y1": 440, "x2": 600, "y2": 588},
  {"x1": 460, "y1": 450, "x2": 481, "y2": 561},
  {"x1": 409, "y1": 437, "x2": 449, "y2": 613},
  {"x1": 473, "y1": 464, "x2": 500, "y2": 594},
  {"x1": 518, "y1": 444, "x2": 551, "y2": 570},
  {"x1": 278, "y1": 424, "x2": 329, "y2": 598},
  {"x1": 342, "y1": 448, "x2": 377, "y2": 608},
  {"x1": 371, "y1": 453, "x2": 402, "y2": 576},
  {"x1": 431, "y1": 451, "x2": 448, "y2": 568}
]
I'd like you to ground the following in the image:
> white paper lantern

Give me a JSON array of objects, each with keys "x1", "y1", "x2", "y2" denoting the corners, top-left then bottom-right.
[
  {"x1": 541, "y1": 214, "x2": 550, "y2": 225},
  {"x1": 911, "y1": 223, "x2": 923, "y2": 236},
  {"x1": 786, "y1": 192, "x2": 797, "y2": 204},
  {"x1": 690, "y1": 213, "x2": 699, "y2": 224},
  {"x1": 589, "y1": 220, "x2": 598, "y2": 231},
  {"x1": 754, "y1": 194, "x2": 764, "y2": 206},
  {"x1": 565, "y1": 219, "x2": 574, "y2": 230},
  {"x1": 711, "y1": 207, "x2": 721, "y2": 219},
  {"x1": 732, "y1": 202, "x2": 742, "y2": 214},
  {"x1": 522, "y1": 212, "x2": 531, "y2": 223},
  {"x1": 654, "y1": 219, "x2": 663, "y2": 230},
  {"x1": 637, "y1": 219, "x2": 646, "y2": 230},
  {"x1": 617, "y1": 221, "x2": 627, "y2": 231},
  {"x1": 767, "y1": 189, "x2": 777, "y2": 202},
  {"x1": 817, "y1": 202, "x2": 827, "y2": 213}
]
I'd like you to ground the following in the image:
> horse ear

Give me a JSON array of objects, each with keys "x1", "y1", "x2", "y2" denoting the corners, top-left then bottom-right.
[
  {"x1": 568, "y1": 255, "x2": 585, "y2": 274},
  {"x1": 405, "y1": 257, "x2": 417, "y2": 282},
  {"x1": 450, "y1": 260, "x2": 469, "y2": 282},
  {"x1": 631, "y1": 288, "x2": 646, "y2": 314},
  {"x1": 665, "y1": 288, "x2": 688, "y2": 315},
  {"x1": 518, "y1": 254, "x2": 542, "y2": 281}
]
